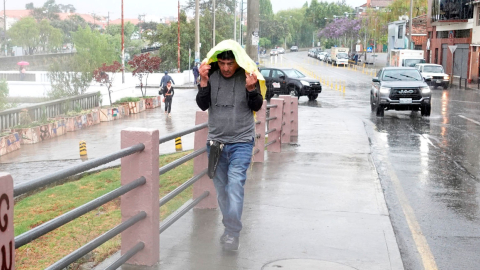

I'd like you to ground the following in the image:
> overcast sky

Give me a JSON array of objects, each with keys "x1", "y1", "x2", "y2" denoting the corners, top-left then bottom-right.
[{"x1": 8, "y1": 0, "x2": 366, "y2": 19}]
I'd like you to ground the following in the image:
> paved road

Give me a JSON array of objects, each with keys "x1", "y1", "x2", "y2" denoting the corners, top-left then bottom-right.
[{"x1": 277, "y1": 52, "x2": 480, "y2": 270}]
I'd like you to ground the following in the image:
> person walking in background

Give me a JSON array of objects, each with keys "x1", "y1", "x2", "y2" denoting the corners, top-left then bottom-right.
[
  {"x1": 159, "y1": 71, "x2": 174, "y2": 89},
  {"x1": 193, "y1": 64, "x2": 199, "y2": 85},
  {"x1": 196, "y1": 49, "x2": 263, "y2": 251},
  {"x1": 20, "y1": 66, "x2": 26, "y2": 81},
  {"x1": 161, "y1": 80, "x2": 174, "y2": 117}
]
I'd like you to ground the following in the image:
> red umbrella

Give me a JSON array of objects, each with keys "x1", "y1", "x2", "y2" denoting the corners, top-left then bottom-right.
[{"x1": 17, "y1": 61, "x2": 29, "y2": 66}]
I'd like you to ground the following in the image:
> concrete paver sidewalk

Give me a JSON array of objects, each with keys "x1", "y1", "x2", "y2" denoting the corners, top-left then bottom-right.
[{"x1": 151, "y1": 105, "x2": 404, "y2": 269}]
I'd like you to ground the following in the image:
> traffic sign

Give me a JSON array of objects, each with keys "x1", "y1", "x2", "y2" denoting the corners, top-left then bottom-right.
[
  {"x1": 367, "y1": 47, "x2": 372, "y2": 52},
  {"x1": 448, "y1": 45, "x2": 457, "y2": 54}
]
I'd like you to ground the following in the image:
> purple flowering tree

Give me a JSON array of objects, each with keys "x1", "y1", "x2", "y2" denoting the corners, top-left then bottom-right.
[{"x1": 319, "y1": 18, "x2": 361, "y2": 48}]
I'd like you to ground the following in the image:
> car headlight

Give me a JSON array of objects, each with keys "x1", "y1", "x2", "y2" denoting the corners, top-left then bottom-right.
[
  {"x1": 444, "y1": 75, "x2": 450, "y2": 80},
  {"x1": 300, "y1": 80, "x2": 310, "y2": 86},
  {"x1": 421, "y1": 86, "x2": 431, "y2": 94},
  {"x1": 379, "y1": 86, "x2": 390, "y2": 94}
]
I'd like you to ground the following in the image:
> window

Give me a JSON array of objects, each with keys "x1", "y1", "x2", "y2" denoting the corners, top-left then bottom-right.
[
  {"x1": 382, "y1": 69, "x2": 423, "y2": 81},
  {"x1": 398, "y1": 25, "x2": 404, "y2": 39},
  {"x1": 272, "y1": 70, "x2": 285, "y2": 79},
  {"x1": 437, "y1": 31, "x2": 449, "y2": 39},
  {"x1": 478, "y1": 7, "x2": 480, "y2": 26},
  {"x1": 261, "y1": 69, "x2": 271, "y2": 78},
  {"x1": 454, "y1": 29, "x2": 471, "y2": 38},
  {"x1": 431, "y1": 0, "x2": 474, "y2": 22},
  {"x1": 423, "y1": 65, "x2": 445, "y2": 73}
]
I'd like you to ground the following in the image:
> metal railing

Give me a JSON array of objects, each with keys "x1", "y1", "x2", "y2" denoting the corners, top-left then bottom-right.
[
  {"x1": 0, "y1": 92, "x2": 100, "y2": 131},
  {"x1": 12, "y1": 136, "x2": 146, "y2": 269}
]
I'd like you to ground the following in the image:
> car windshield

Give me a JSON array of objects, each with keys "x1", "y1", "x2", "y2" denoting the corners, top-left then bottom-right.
[
  {"x1": 337, "y1": 53, "x2": 348, "y2": 59},
  {"x1": 382, "y1": 70, "x2": 422, "y2": 81},
  {"x1": 423, "y1": 66, "x2": 444, "y2": 73},
  {"x1": 284, "y1": 69, "x2": 305, "y2": 78},
  {"x1": 404, "y1": 59, "x2": 426, "y2": 67}
]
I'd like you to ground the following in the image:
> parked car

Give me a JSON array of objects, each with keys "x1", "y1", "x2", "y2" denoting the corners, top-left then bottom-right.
[
  {"x1": 277, "y1": 47, "x2": 285, "y2": 54},
  {"x1": 260, "y1": 67, "x2": 322, "y2": 101},
  {"x1": 308, "y1": 49, "x2": 315, "y2": 57},
  {"x1": 270, "y1": 49, "x2": 278, "y2": 56},
  {"x1": 290, "y1": 45, "x2": 298, "y2": 52},
  {"x1": 317, "y1": 52, "x2": 327, "y2": 61},
  {"x1": 326, "y1": 53, "x2": 332, "y2": 63},
  {"x1": 414, "y1": 63, "x2": 450, "y2": 89},
  {"x1": 370, "y1": 67, "x2": 432, "y2": 117}
]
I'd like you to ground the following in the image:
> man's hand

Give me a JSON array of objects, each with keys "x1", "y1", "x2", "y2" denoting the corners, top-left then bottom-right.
[
  {"x1": 199, "y1": 63, "x2": 211, "y2": 87},
  {"x1": 246, "y1": 72, "x2": 258, "y2": 92}
]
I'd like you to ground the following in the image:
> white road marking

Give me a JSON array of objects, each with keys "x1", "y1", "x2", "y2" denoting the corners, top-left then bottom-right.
[{"x1": 459, "y1": 115, "x2": 480, "y2": 126}]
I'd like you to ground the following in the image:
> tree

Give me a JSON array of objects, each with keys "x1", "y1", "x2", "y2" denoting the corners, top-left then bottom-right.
[
  {"x1": 8, "y1": 17, "x2": 39, "y2": 54},
  {"x1": 0, "y1": 80, "x2": 10, "y2": 111},
  {"x1": 48, "y1": 59, "x2": 92, "y2": 99},
  {"x1": 25, "y1": 3, "x2": 34, "y2": 10},
  {"x1": 38, "y1": 19, "x2": 63, "y2": 52},
  {"x1": 319, "y1": 18, "x2": 361, "y2": 48},
  {"x1": 128, "y1": 53, "x2": 162, "y2": 97},
  {"x1": 50, "y1": 14, "x2": 88, "y2": 44},
  {"x1": 93, "y1": 62, "x2": 122, "y2": 106}
]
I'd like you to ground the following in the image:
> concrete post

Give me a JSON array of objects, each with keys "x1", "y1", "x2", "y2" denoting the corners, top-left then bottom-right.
[
  {"x1": 193, "y1": 111, "x2": 217, "y2": 209},
  {"x1": 266, "y1": 98, "x2": 284, "y2": 153},
  {"x1": 120, "y1": 128, "x2": 159, "y2": 267},
  {"x1": 279, "y1": 95, "x2": 292, "y2": 143},
  {"x1": 291, "y1": 97, "x2": 298, "y2": 137},
  {"x1": 0, "y1": 173, "x2": 14, "y2": 270},
  {"x1": 253, "y1": 100, "x2": 267, "y2": 163}
]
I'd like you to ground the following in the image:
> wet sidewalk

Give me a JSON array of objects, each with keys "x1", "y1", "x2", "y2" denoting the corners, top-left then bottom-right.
[{"x1": 99, "y1": 104, "x2": 404, "y2": 269}]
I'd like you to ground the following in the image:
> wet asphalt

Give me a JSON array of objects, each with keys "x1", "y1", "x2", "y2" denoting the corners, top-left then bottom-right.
[
  {"x1": 3, "y1": 52, "x2": 480, "y2": 269},
  {"x1": 280, "y1": 53, "x2": 480, "y2": 270}
]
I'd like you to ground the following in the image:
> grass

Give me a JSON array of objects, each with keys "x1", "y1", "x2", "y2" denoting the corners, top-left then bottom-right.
[{"x1": 14, "y1": 150, "x2": 194, "y2": 270}]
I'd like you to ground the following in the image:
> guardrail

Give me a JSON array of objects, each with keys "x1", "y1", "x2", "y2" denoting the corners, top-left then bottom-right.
[
  {"x1": 0, "y1": 95, "x2": 298, "y2": 269},
  {"x1": 0, "y1": 92, "x2": 100, "y2": 131}
]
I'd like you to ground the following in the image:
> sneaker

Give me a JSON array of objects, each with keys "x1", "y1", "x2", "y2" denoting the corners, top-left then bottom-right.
[
  {"x1": 223, "y1": 235, "x2": 239, "y2": 251},
  {"x1": 219, "y1": 232, "x2": 228, "y2": 244}
]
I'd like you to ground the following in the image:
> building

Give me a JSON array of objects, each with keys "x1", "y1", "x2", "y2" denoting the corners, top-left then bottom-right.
[
  {"x1": 427, "y1": 0, "x2": 477, "y2": 82},
  {"x1": 470, "y1": 1, "x2": 480, "y2": 83}
]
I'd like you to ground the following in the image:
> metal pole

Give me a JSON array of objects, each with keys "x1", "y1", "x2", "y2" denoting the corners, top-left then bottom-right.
[
  {"x1": 246, "y1": 0, "x2": 259, "y2": 62},
  {"x1": 195, "y1": 0, "x2": 200, "y2": 63},
  {"x1": 409, "y1": 0, "x2": 413, "y2": 50},
  {"x1": 4, "y1": 0, "x2": 7, "y2": 56},
  {"x1": 212, "y1": 0, "x2": 216, "y2": 47},
  {"x1": 178, "y1": 0, "x2": 181, "y2": 73},
  {"x1": 240, "y1": 0, "x2": 243, "y2": 46},
  {"x1": 121, "y1": 0, "x2": 125, "y2": 83},
  {"x1": 234, "y1": 0, "x2": 237, "y2": 42}
]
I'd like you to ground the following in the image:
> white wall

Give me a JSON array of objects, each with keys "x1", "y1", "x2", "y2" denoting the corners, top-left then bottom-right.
[{"x1": 3, "y1": 70, "x2": 196, "y2": 105}]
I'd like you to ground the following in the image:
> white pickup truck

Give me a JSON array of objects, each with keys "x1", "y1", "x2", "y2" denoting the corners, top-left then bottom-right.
[{"x1": 415, "y1": 63, "x2": 450, "y2": 89}]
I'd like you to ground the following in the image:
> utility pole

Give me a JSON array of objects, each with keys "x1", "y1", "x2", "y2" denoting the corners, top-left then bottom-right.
[
  {"x1": 177, "y1": 0, "x2": 180, "y2": 73},
  {"x1": 212, "y1": 0, "x2": 216, "y2": 47},
  {"x1": 195, "y1": 0, "x2": 200, "y2": 64},
  {"x1": 234, "y1": 0, "x2": 237, "y2": 42},
  {"x1": 3, "y1": 0, "x2": 7, "y2": 56},
  {"x1": 121, "y1": 0, "x2": 125, "y2": 83},
  {"x1": 246, "y1": 0, "x2": 259, "y2": 62},
  {"x1": 240, "y1": 0, "x2": 244, "y2": 46},
  {"x1": 408, "y1": 0, "x2": 413, "y2": 50}
]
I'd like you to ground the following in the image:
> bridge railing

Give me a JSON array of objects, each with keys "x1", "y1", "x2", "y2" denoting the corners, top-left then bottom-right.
[
  {"x1": 0, "y1": 96, "x2": 298, "y2": 269},
  {"x1": 0, "y1": 92, "x2": 100, "y2": 131}
]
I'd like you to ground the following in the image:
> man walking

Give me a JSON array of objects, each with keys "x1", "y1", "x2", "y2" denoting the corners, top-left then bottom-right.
[
  {"x1": 159, "y1": 71, "x2": 175, "y2": 88},
  {"x1": 192, "y1": 64, "x2": 199, "y2": 85},
  {"x1": 196, "y1": 50, "x2": 263, "y2": 251}
]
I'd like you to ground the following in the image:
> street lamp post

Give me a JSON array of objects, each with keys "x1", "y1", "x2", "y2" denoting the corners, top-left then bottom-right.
[{"x1": 3, "y1": 0, "x2": 7, "y2": 56}]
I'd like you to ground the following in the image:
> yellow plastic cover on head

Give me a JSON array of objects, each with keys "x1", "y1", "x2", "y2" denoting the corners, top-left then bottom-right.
[{"x1": 203, "y1": 39, "x2": 266, "y2": 98}]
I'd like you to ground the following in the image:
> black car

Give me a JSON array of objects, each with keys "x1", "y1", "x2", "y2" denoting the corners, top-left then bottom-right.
[
  {"x1": 370, "y1": 67, "x2": 432, "y2": 117},
  {"x1": 260, "y1": 68, "x2": 322, "y2": 101},
  {"x1": 290, "y1": 46, "x2": 298, "y2": 52}
]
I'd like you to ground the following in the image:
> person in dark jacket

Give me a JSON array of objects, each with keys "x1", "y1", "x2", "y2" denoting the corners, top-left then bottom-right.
[
  {"x1": 161, "y1": 81, "x2": 174, "y2": 117},
  {"x1": 193, "y1": 64, "x2": 199, "y2": 85},
  {"x1": 159, "y1": 71, "x2": 174, "y2": 88},
  {"x1": 196, "y1": 50, "x2": 263, "y2": 251}
]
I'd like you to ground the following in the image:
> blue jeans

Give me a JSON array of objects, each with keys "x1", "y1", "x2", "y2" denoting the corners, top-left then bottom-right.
[{"x1": 207, "y1": 140, "x2": 254, "y2": 238}]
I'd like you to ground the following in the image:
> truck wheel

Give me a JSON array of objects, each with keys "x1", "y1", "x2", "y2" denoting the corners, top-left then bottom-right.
[
  {"x1": 443, "y1": 83, "x2": 449, "y2": 90},
  {"x1": 308, "y1": 94, "x2": 318, "y2": 101},
  {"x1": 421, "y1": 104, "x2": 431, "y2": 117},
  {"x1": 370, "y1": 95, "x2": 375, "y2": 111},
  {"x1": 376, "y1": 104, "x2": 384, "y2": 117}
]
